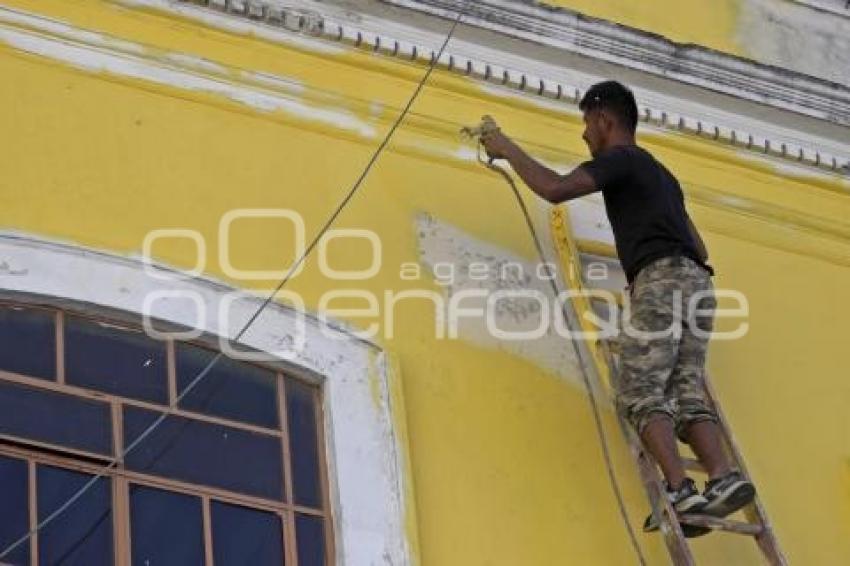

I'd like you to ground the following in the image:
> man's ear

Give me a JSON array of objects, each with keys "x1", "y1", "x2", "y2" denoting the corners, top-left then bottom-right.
[{"x1": 599, "y1": 110, "x2": 615, "y2": 133}]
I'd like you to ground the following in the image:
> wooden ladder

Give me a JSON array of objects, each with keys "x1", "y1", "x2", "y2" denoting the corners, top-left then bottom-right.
[{"x1": 550, "y1": 208, "x2": 788, "y2": 565}]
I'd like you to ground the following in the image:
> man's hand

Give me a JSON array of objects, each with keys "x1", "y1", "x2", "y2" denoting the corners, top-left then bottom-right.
[
  {"x1": 479, "y1": 123, "x2": 516, "y2": 161},
  {"x1": 470, "y1": 114, "x2": 598, "y2": 203}
]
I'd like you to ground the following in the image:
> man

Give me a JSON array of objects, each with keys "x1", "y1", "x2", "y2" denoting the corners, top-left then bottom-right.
[{"x1": 480, "y1": 80, "x2": 755, "y2": 537}]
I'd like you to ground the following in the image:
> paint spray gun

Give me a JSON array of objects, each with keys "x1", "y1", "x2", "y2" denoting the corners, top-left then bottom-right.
[{"x1": 460, "y1": 115, "x2": 501, "y2": 165}]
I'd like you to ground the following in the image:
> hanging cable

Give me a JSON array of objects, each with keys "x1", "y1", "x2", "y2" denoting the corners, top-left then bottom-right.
[{"x1": 0, "y1": 3, "x2": 471, "y2": 560}]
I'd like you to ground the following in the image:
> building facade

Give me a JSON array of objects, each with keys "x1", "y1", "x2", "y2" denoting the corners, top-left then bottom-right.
[{"x1": 0, "y1": 0, "x2": 848, "y2": 564}]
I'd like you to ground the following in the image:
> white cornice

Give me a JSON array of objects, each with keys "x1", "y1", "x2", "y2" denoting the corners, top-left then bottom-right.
[
  {"x1": 5, "y1": 0, "x2": 849, "y2": 175},
  {"x1": 381, "y1": 0, "x2": 850, "y2": 126},
  {"x1": 116, "y1": 0, "x2": 850, "y2": 176}
]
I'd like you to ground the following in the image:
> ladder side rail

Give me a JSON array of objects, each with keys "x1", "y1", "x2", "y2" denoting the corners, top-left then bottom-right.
[
  {"x1": 700, "y1": 374, "x2": 789, "y2": 565},
  {"x1": 554, "y1": 208, "x2": 696, "y2": 564},
  {"x1": 601, "y1": 341, "x2": 696, "y2": 565}
]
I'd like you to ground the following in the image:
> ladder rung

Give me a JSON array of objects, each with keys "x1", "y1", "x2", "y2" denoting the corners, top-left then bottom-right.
[
  {"x1": 679, "y1": 514, "x2": 763, "y2": 536},
  {"x1": 637, "y1": 453, "x2": 704, "y2": 474}
]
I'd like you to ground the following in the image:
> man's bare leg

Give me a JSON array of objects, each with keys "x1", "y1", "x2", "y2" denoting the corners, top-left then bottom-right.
[
  {"x1": 641, "y1": 415, "x2": 686, "y2": 488},
  {"x1": 684, "y1": 420, "x2": 731, "y2": 479},
  {"x1": 640, "y1": 415, "x2": 712, "y2": 537}
]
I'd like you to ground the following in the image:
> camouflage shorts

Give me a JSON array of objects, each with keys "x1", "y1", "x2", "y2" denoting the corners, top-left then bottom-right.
[{"x1": 616, "y1": 255, "x2": 718, "y2": 440}]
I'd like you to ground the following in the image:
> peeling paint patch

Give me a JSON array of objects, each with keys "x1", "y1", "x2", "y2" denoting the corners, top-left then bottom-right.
[
  {"x1": 566, "y1": 195, "x2": 616, "y2": 247},
  {"x1": 240, "y1": 70, "x2": 306, "y2": 95},
  {"x1": 0, "y1": 6, "x2": 145, "y2": 55},
  {"x1": 0, "y1": 12, "x2": 377, "y2": 138},
  {"x1": 162, "y1": 51, "x2": 227, "y2": 74},
  {"x1": 400, "y1": 140, "x2": 487, "y2": 167},
  {"x1": 369, "y1": 100, "x2": 386, "y2": 119},
  {"x1": 453, "y1": 145, "x2": 479, "y2": 162},
  {"x1": 415, "y1": 213, "x2": 583, "y2": 382}
]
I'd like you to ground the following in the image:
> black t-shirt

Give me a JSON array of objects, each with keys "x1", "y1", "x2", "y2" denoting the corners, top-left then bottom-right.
[{"x1": 580, "y1": 145, "x2": 713, "y2": 283}]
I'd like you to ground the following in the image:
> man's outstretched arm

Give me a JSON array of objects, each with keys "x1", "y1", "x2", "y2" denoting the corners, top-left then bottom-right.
[{"x1": 480, "y1": 127, "x2": 597, "y2": 203}]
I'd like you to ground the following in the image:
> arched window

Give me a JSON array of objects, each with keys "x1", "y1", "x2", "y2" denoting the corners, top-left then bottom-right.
[{"x1": 0, "y1": 233, "x2": 414, "y2": 565}]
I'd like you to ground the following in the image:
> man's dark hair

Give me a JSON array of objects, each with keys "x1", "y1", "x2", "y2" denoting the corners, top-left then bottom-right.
[{"x1": 579, "y1": 81, "x2": 638, "y2": 133}]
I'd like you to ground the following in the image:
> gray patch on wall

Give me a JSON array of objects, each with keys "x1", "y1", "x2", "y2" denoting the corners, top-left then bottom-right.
[
  {"x1": 739, "y1": 0, "x2": 850, "y2": 88},
  {"x1": 415, "y1": 212, "x2": 583, "y2": 382}
]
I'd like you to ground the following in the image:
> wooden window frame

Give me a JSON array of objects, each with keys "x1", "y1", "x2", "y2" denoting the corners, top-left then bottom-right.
[{"x1": 0, "y1": 301, "x2": 332, "y2": 566}]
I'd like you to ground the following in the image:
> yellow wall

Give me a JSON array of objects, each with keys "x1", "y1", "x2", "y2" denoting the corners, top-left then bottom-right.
[
  {"x1": 2, "y1": 1, "x2": 849, "y2": 564},
  {"x1": 545, "y1": 0, "x2": 742, "y2": 56}
]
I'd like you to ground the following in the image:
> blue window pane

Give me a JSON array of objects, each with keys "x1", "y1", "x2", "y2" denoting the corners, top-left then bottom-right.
[
  {"x1": 175, "y1": 343, "x2": 279, "y2": 429},
  {"x1": 0, "y1": 380, "x2": 112, "y2": 455},
  {"x1": 123, "y1": 407, "x2": 283, "y2": 500},
  {"x1": 130, "y1": 485, "x2": 203, "y2": 566},
  {"x1": 37, "y1": 465, "x2": 113, "y2": 566},
  {"x1": 295, "y1": 514, "x2": 326, "y2": 566},
  {"x1": 0, "y1": 306, "x2": 55, "y2": 380},
  {"x1": 0, "y1": 455, "x2": 29, "y2": 566},
  {"x1": 65, "y1": 316, "x2": 167, "y2": 404},
  {"x1": 211, "y1": 501, "x2": 284, "y2": 566},
  {"x1": 287, "y1": 379, "x2": 322, "y2": 508}
]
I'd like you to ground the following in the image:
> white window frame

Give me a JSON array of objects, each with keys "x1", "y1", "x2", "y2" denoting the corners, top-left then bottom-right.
[{"x1": 0, "y1": 232, "x2": 415, "y2": 565}]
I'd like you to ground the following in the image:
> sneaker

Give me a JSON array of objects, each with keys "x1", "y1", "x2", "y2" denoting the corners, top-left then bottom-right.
[
  {"x1": 702, "y1": 471, "x2": 756, "y2": 518},
  {"x1": 643, "y1": 478, "x2": 711, "y2": 538}
]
